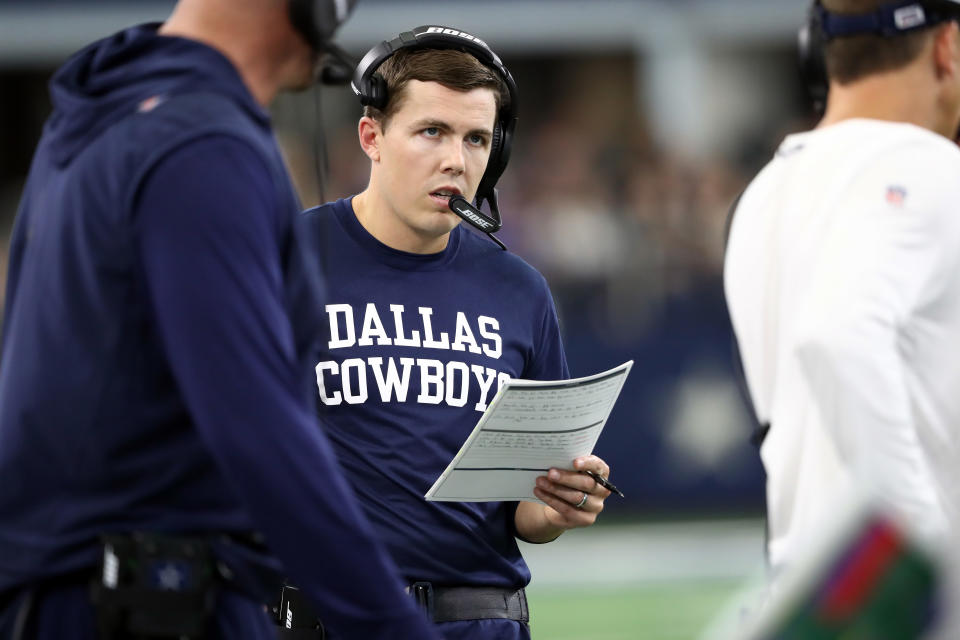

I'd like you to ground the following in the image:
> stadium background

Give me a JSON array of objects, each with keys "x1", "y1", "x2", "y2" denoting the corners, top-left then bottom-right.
[{"x1": 0, "y1": 1, "x2": 814, "y2": 637}]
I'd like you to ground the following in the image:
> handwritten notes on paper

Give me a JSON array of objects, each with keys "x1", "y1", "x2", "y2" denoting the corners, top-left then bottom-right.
[{"x1": 425, "y1": 361, "x2": 633, "y2": 502}]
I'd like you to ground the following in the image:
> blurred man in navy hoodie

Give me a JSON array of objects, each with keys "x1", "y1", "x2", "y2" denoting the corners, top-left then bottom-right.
[{"x1": 0, "y1": 1, "x2": 441, "y2": 638}]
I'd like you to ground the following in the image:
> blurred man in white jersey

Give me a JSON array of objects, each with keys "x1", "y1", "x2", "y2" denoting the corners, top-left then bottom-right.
[{"x1": 725, "y1": 0, "x2": 960, "y2": 635}]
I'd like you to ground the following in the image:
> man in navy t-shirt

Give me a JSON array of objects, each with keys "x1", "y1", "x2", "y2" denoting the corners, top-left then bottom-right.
[{"x1": 301, "y1": 27, "x2": 615, "y2": 640}]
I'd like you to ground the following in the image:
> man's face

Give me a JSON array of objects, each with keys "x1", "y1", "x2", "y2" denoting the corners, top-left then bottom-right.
[{"x1": 372, "y1": 79, "x2": 497, "y2": 242}]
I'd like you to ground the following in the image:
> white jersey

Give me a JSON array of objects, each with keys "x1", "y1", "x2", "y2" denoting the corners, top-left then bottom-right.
[{"x1": 725, "y1": 119, "x2": 960, "y2": 628}]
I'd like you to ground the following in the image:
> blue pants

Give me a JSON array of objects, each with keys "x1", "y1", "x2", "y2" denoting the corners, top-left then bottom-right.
[
  {"x1": 0, "y1": 583, "x2": 275, "y2": 639},
  {"x1": 434, "y1": 619, "x2": 531, "y2": 640}
]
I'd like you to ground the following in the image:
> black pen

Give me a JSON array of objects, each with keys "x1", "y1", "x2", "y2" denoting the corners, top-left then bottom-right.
[{"x1": 583, "y1": 470, "x2": 625, "y2": 498}]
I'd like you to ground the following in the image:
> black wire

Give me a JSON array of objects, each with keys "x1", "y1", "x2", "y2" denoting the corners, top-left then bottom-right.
[
  {"x1": 486, "y1": 232, "x2": 507, "y2": 251},
  {"x1": 312, "y1": 84, "x2": 328, "y2": 206},
  {"x1": 308, "y1": 44, "x2": 357, "y2": 207}
]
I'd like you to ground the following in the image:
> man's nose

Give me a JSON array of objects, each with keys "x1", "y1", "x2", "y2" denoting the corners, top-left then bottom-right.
[{"x1": 441, "y1": 139, "x2": 465, "y2": 176}]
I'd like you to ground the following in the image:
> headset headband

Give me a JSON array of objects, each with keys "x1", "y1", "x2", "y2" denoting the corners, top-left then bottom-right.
[{"x1": 351, "y1": 26, "x2": 515, "y2": 105}]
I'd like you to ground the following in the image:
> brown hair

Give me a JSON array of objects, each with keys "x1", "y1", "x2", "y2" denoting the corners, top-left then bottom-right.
[
  {"x1": 363, "y1": 48, "x2": 509, "y2": 128},
  {"x1": 823, "y1": 0, "x2": 936, "y2": 84}
]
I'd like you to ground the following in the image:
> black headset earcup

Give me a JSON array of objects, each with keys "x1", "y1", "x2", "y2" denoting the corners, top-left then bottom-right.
[
  {"x1": 477, "y1": 118, "x2": 512, "y2": 203},
  {"x1": 798, "y1": 1, "x2": 828, "y2": 112},
  {"x1": 499, "y1": 116, "x2": 514, "y2": 170},
  {"x1": 289, "y1": 0, "x2": 356, "y2": 52},
  {"x1": 361, "y1": 74, "x2": 388, "y2": 109},
  {"x1": 475, "y1": 124, "x2": 502, "y2": 201},
  {"x1": 489, "y1": 122, "x2": 503, "y2": 166}
]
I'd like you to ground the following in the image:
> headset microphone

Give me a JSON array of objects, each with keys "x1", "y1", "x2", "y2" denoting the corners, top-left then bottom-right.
[
  {"x1": 319, "y1": 44, "x2": 356, "y2": 85},
  {"x1": 448, "y1": 195, "x2": 507, "y2": 250}
]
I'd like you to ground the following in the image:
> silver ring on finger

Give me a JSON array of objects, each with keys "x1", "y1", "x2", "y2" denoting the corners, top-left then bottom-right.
[{"x1": 574, "y1": 491, "x2": 588, "y2": 509}]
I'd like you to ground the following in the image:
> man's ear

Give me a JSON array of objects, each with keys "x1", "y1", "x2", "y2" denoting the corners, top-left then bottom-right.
[
  {"x1": 358, "y1": 116, "x2": 382, "y2": 163},
  {"x1": 933, "y1": 21, "x2": 960, "y2": 79}
]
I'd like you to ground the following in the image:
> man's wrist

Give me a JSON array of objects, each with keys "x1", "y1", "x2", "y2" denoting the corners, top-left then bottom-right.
[{"x1": 514, "y1": 502, "x2": 564, "y2": 544}]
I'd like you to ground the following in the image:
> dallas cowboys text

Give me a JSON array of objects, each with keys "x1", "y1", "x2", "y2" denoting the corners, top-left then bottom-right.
[{"x1": 315, "y1": 303, "x2": 509, "y2": 412}]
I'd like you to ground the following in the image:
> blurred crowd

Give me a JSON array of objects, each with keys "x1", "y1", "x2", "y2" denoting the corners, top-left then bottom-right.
[{"x1": 0, "y1": 54, "x2": 762, "y2": 341}]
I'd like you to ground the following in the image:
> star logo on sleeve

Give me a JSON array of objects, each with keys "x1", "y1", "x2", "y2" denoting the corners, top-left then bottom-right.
[{"x1": 150, "y1": 561, "x2": 193, "y2": 591}]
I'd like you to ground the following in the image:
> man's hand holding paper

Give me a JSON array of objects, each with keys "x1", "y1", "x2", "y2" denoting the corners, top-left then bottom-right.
[
  {"x1": 425, "y1": 362, "x2": 632, "y2": 545},
  {"x1": 513, "y1": 454, "x2": 614, "y2": 543}
]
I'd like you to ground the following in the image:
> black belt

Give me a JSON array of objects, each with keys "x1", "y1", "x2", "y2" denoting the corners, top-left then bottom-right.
[{"x1": 409, "y1": 582, "x2": 528, "y2": 624}]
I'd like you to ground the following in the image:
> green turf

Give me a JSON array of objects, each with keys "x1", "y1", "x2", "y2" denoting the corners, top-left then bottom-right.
[{"x1": 526, "y1": 580, "x2": 742, "y2": 640}]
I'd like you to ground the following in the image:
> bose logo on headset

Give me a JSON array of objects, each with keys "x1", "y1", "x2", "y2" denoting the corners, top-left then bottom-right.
[
  {"x1": 449, "y1": 197, "x2": 496, "y2": 231},
  {"x1": 423, "y1": 26, "x2": 489, "y2": 48}
]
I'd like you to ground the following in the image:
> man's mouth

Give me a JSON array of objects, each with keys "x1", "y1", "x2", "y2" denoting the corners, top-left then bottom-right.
[{"x1": 429, "y1": 188, "x2": 462, "y2": 203}]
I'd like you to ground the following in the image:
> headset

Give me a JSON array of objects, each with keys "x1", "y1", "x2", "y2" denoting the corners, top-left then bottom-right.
[
  {"x1": 288, "y1": 0, "x2": 357, "y2": 54},
  {"x1": 351, "y1": 25, "x2": 520, "y2": 250},
  {"x1": 799, "y1": 0, "x2": 960, "y2": 109}
]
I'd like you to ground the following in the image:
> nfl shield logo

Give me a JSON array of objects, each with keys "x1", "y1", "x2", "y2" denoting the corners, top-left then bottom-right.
[{"x1": 885, "y1": 186, "x2": 907, "y2": 206}]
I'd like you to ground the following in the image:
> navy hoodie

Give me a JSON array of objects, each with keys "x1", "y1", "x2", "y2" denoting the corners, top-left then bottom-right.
[{"x1": 0, "y1": 24, "x2": 437, "y2": 639}]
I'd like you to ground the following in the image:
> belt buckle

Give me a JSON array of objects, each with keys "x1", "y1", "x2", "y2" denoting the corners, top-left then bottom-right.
[{"x1": 410, "y1": 581, "x2": 435, "y2": 620}]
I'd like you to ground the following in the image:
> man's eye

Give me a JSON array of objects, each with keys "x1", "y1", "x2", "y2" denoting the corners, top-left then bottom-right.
[
  {"x1": 423, "y1": 127, "x2": 440, "y2": 137},
  {"x1": 468, "y1": 134, "x2": 486, "y2": 146}
]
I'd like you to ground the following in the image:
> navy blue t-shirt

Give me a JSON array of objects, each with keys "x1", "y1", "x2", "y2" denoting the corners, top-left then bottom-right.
[{"x1": 301, "y1": 198, "x2": 569, "y2": 588}]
